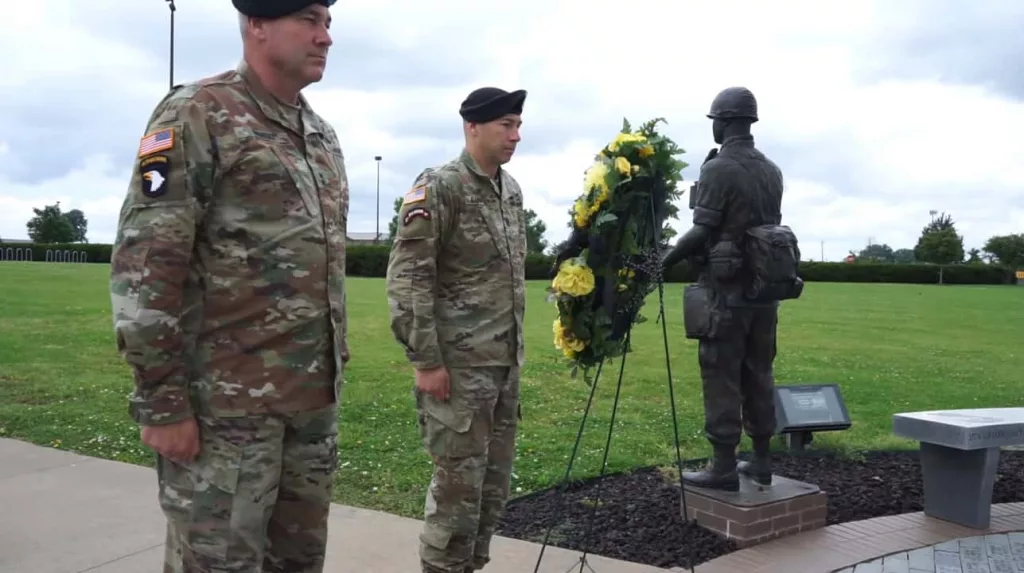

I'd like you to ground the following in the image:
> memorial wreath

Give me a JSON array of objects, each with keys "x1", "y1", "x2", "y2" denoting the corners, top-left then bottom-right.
[{"x1": 549, "y1": 118, "x2": 688, "y2": 381}]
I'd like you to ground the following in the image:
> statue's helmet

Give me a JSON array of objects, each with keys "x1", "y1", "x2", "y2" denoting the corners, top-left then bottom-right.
[{"x1": 707, "y1": 87, "x2": 758, "y2": 122}]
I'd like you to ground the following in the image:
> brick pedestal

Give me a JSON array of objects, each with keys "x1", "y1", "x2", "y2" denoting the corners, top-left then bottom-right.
[{"x1": 681, "y1": 475, "x2": 827, "y2": 547}]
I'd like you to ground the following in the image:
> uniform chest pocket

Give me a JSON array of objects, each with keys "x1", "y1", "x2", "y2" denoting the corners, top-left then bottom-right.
[
  {"x1": 457, "y1": 196, "x2": 505, "y2": 268},
  {"x1": 226, "y1": 130, "x2": 316, "y2": 222}
]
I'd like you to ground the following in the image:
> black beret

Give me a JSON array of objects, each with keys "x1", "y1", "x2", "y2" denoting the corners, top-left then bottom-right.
[
  {"x1": 459, "y1": 87, "x2": 527, "y2": 124},
  {"x1": 233, "y1": 0, "x2": 335, "y2": 19}
]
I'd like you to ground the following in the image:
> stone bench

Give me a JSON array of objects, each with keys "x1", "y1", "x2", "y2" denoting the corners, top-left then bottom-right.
[{"x1": 892, "y1": 407, "x2": 1024, "y2": 529}]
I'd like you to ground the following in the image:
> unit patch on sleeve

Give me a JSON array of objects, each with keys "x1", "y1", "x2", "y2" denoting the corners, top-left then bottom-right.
[
  {"x1": 138, "y1": 128, "x2": 174, "y2": 157},
  {"x1": 139, "y1": 155, "x2": 170, "y2": 198},
  {"x1": 403, "y1": 207, "x2": 431, "y2": 225},
  {"x1": 403, "y1": 184, "x2": 427, "y2": 206}
]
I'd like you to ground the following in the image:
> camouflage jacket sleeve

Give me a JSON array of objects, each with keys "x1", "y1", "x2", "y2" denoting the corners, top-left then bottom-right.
[
  {"x1": 385, "y1": 173, "x2": 452, "y2": 369},
  {"x1": 109, "y1": 91, "x2": 215, "y2": 426},
  {"x1": 693, "y1": 159, "x2": 732, "y2": 229}
]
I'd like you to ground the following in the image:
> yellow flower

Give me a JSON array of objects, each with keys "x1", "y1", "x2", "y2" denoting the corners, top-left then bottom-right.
[
  {"x1": 617, "y1": 283, "x2": 628, "y2": 292},
  {"x1": 553, "y1": 317, "x2": 585, "y2": 357},
  {"x1": 583, "y1": 160, "x2": 610, "y2": 196},
  {"x1": 552, "y1": 260, "x2": 595, "y2": 297},
  {"x1": 572, "y1": 198, "x2": 591, "y2": 228},
  {"x1": 607, "y1": 131, "x2": 647, "y2": 152},
  {"x1": 615, "y1": 156, "x2": 631, "y2": 175},
  {"x1": 639, "y1": 145, "x2": 655, "y2": 158},
  {"x1": 618, "y1": 268, "x2": 636, "y2": 279}
]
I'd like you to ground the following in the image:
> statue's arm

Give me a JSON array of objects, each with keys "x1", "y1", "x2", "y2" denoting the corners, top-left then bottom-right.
[{"x1": 661, "y1": 160, "x2": 731, "y2": 269}]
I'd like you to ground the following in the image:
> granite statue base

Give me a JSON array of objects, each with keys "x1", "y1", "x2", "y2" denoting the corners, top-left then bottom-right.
[{"x1": 681, "y1": 474, "x2": 827, "y2": 548}]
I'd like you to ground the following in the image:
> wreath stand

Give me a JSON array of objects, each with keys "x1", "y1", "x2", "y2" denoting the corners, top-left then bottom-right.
[{"x1": 531, "y1": 190, "x2": 698, "y2": 573}]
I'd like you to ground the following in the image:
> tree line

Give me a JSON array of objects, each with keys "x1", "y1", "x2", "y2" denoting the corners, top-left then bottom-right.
[
  {"x1": 12, "y1": 202, "x2": 1024, "y2": 269},
  {"x1": 849, "y1": 212, "x2": 1024, "y2": 268},
  {"x1": 10, "y1": 202, "x2": 90, "y2": 244}
]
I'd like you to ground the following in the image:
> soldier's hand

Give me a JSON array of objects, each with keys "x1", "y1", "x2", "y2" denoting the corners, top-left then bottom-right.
[
  {"x1": 415, "y1": 366, "x2": 450, "y2": 401},
  {"x1": 141, "y1": 417, "x2": 200, "y2": 464},
  {"x1": 341, "y1": 349, "x2": 350, "y2": 363}
]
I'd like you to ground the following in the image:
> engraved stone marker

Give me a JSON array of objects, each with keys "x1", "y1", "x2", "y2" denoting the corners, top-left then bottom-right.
[{"x1": 892, "y1": 408, "x2": 1024, "y2": 529}]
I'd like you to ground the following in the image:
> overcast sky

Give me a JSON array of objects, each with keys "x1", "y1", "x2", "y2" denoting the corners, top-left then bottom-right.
[{"x1": 1, "y1": 0, "x2": 1021, "y2": 261}]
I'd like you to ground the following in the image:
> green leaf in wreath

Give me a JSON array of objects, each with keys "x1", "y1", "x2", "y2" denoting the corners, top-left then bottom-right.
[{"x1": 594, "y1": 212, "x2": 618, "y2": 227}]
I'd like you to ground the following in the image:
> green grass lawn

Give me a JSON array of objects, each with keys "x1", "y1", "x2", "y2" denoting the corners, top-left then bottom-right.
[{"x1": 1, "y1": 262, "x2": 1021, "y2": 518}]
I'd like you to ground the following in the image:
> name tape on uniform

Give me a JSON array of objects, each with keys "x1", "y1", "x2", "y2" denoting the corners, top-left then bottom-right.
[{"x1": 138, "y1": 128, "x2": 174, "y2": 158}]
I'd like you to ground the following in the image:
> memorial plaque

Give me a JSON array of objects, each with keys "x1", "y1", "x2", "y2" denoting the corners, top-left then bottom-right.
[
  {"x1": 1015, "y1": 269, "x2": 1024, "y2": 285},
  {"x1": 892, "y1": 408, "x2": 1024, "y2": 450},
  {"x1": 774, "y1": 383, "x2": 851, "y2": 433}
]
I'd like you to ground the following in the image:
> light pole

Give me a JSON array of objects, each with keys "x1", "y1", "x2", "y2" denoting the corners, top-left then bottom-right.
[
  {"x1": 374, "y1": 156, "x2": 382, "y2": 243},
  {"x1": 165, "y1": 0, "x2": 176, "y2": 89}
]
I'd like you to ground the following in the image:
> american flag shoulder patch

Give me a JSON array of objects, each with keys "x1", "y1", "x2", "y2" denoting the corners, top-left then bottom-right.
[
  {"x1": 403, "y1": 184, "x2": 427, "y2": 205},
  {"x1": 138, "y1": 128, "x2": 174, "y2": 157}
]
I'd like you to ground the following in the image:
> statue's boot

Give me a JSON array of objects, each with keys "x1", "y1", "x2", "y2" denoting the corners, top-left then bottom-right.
[
  {"x1": 737, "y1": 437, "x2": 773, "y2": 486},
  {"x1": 682, "y1": 445, "x2": 739, "y2": 491}
]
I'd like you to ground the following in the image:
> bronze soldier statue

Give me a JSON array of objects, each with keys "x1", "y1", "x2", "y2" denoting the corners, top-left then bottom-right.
[{"x1": 661, "y1": 86, "x2": 803, "y2": 491}]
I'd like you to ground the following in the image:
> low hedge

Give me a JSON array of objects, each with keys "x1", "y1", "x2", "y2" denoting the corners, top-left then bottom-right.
[{"x1": 2, "y1": 242, "x2": 1017, "y2": 285}]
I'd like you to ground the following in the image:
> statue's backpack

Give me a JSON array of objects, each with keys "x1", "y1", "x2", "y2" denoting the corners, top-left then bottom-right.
[{"x1": 741, "y1": 224, "x2": 804, "y2": 303}]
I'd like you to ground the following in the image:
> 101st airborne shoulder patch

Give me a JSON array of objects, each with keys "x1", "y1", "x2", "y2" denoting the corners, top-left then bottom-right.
[
  {"x1": 139, "y1": 155, "x2": 170, "y2": 198},
  {"x1": 403, "y1": 206, "x2": 431, "y2": 225}
]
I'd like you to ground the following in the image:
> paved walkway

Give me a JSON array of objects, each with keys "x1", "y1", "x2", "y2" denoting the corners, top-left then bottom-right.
[
  {"x1": 5, "y1": 436, "x2": 1024, "y2": 573},
  {"x1": 835, "y1": 533, "x2": 1024, "y2": 572},
  {"x1": 695, "y1": 503, "x2": 1024, "y2": 572},
  {"x1": 0, "y1": 437, "x2": 665, "y2": 573}
]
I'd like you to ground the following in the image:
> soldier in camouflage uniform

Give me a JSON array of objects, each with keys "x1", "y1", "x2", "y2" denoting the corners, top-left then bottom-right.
[
  {"x1": 109, "y1": 1, "x2": 349, "y2": 571},
  {"x1": 662, "y1": 87, "x2": 802, "y2": 492},
  {"x1": 386, "y1": 87, "x2": 528, "y2": 573}
]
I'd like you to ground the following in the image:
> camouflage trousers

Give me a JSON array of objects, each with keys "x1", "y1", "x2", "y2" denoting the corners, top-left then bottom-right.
[
  {"x1": 414, "y1": 366, "x2": 520, "y2": 573},
  {"x1": 156, "y1": 403, "x2": 338, "y2": 573},
  {"x1": 697, "y1": 303, "x2": 779, "y2": 448}
]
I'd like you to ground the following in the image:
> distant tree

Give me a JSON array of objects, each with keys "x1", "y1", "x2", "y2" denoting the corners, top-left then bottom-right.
[
  {"x1": 913, "y1": 212, "x2": 965, "y2": 264},
  {"x1": 386, "y1": 196, "x2": 403, "y2": 243},
  {"x1": 858, "y1": 243, "x2": 895, "y2": 262},
  {"x1": 25, "y1": 202, "x2": 75, "y2": 244},
  {"x1": 64, "y1": 209, "x2": 88, "y2": 243},
  {"x1": 892, "y1": 248, "x2": 916, "y2": 264},
  {"x1": 982, "y1": 233, "x2": 1024, "y2": 268},
  {"x1": 524, "y1": 209, "x2": 548, "y2": 254},
  {"x1": 966, "y1": 248, "x2": 983, "y2": 264}
]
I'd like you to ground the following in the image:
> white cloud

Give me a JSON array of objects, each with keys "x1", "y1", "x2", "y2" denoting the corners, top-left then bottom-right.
[{"x1": 1, "y1": 0, "x2": 1021, "y2": 261}]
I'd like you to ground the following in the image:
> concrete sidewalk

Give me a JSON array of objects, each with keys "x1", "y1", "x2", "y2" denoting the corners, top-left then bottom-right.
[{"x1": 0, "y1": 438, "x2": 669, "y2": 573}]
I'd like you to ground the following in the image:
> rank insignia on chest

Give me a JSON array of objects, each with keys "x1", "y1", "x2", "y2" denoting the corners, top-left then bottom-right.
[
  {"x1": 139, "y1": 155, "x2": 170, "y2": 198},
  {"x1": 403, "y1": 184, "x2": 427, "y2": 205},
  {"x1": 403, "y1": 207, "x2": 430, "y2": 225},
  {"x1": 138, "y1": 128, "x2": 174, "y2": 157}
]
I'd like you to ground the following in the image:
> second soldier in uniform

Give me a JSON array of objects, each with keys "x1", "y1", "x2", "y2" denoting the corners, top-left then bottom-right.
[
  {"x1": 386, "y1": 87, "x2": 529, "y2": 573},
  {"x1": 109, "y1": 1, "x2": 349, "y2": 571},
  {"x1": 662, "y1": 86, "x2": 803, "y2": 492}
]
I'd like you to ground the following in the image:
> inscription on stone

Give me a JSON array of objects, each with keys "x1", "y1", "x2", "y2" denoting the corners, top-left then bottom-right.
[
  {"x1": 907, "y1": 546, "x2": 934, "y2": 570},
  {"x1": 935, "y1": 550, "x2": 963, "y2": 573},
  {"x1": 893, "y1": 408, "x2": 1024, "y2": 450}
]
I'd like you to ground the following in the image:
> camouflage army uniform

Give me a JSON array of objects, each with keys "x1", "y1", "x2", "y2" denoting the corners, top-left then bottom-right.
[
  {"x1": 110, "y1": 61, "x2": 349, "y2": 573},
  {"x1": 689, "y1": 134, "x2": 785, "y2": 454},
  {"x1": 386, "y1": 149, "x2": 527, "y2": 573}
]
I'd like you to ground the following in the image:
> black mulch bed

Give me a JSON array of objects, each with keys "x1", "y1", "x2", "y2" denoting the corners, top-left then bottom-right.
[{"x1": 494, "y1": 449, "x2": 1024, "y2": 570}]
